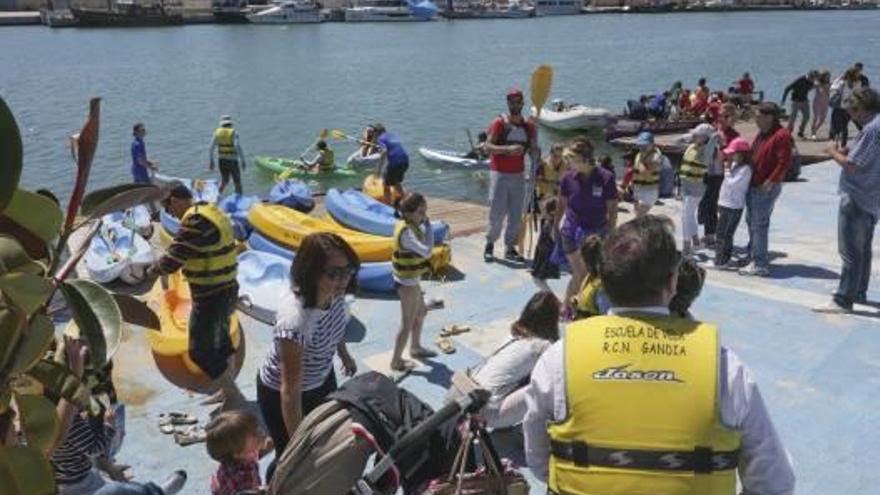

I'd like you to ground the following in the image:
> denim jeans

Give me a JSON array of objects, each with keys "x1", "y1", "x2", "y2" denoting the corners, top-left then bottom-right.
[
  {"x1": 745, "y1": 183, "x2": 782, "y2": 269},
  {"x1": 715, "y1": 206, "x2": 743, "y2": 265},
  {"x1": 834, "y1": 195, "x2": 877, "y2": 308}
]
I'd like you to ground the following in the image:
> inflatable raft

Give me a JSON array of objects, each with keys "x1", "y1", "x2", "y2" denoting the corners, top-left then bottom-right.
[{"x1": 325, "y1": 188, "x2": 449, "y2": 243}]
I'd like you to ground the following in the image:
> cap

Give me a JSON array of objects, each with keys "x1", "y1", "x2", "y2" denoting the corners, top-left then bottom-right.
[
  {"x1": 635, "y1": 131, "x2": 654, "y2": 146},
  {"x1": 219, "y1": 115, "x2": 233, "y2": 127},
  {"x1": 506, "y1": 88, "x2": 523, "y2": 100},
  {"x1": 756, "y1": 102, "x2": 781, "y2": 117},
  {"x1": 723, "y1": 137, "x2": 751, "y2": 155}
]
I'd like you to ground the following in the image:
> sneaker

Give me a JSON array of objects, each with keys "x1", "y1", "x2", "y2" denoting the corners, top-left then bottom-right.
[
  {"x1": 483, "y1": 243, "x2": 495, "y2": 263},
  {"x1": 738, "y1": 264, "x2": 770, "y2": 277},
  {"x1": 722, "y1": 260, "x2": 740, "y2": 271},
  {"x1": 797, "y1": 132, "x2": 805, "y2": 139},
  {"x1": 809, "y1": 134, "x2": 818, "y2": 141},
  {"x1": 505, "y1": 247, "x2": 526, "y2": 263},
  {"x1": 812, "y1": 300, "x2": 852, "y2": 314}
]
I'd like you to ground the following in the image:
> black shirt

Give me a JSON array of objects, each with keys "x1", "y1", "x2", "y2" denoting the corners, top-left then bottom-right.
[{"x1": 783, "y1": 76, "x2": 813, "y2": 102}]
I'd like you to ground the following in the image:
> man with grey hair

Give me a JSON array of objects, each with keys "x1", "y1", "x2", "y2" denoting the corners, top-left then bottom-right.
[{"x1": 815, "y1": 87, "x2": 880, "y2": 313}]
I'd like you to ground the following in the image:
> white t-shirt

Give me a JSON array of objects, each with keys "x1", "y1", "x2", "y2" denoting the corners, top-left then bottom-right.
[{"x1": 718, "y1": 162, "x2": 753, "y2": 210}]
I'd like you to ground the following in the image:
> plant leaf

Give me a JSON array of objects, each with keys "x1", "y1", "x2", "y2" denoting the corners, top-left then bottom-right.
[
  {"x1": 79, "y1": 183, "x2": 163, "y2": 221},
  {"x1": 64, "y1": 98, "x2": 101, "y2": 232},
  {"x1": 15, "y1": 394, "x2": 60, "y2": 454},
  {"x1": 0, "y1": 273, "x2": 53, "y2": 315},
  {"x1": 0, "y1": 446, "x2": 56, "y2": 495},
  {"x1": 0, "y1": 302, "x2": 26, "y2": 376},
  {"x1": 8, "y1": 314, "x2": 55, "y2": 375},
  {"x1": 26, "y1": 359, "x2": 90, "y2": 409},
  {"x1": 1, "y1": 189, "x2": 63, "y2": 244},
  {"x1": 0, "y1": 97, "x2": 23, "y2": 215},
  {"x1": 59, "y1": 279, "x2": 122, "y2": 366},
  {"x1": 113, "y1": 293, "x2": 160, "y2": 330},
  {"x1": 0, "y1": 235, "x2": 45, "y2": 276}
]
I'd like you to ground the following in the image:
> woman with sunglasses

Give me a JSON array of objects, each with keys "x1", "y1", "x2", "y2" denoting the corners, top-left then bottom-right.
[{"x1": 256, "y1": 232, "x2": 360, "y2": 467}]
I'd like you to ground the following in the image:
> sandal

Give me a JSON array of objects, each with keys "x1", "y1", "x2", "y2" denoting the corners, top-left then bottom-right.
[
  {"x1": 439, "y1": 324, "x2": 471, "y2": 338},
  {"x1": 158, "y1": 412, "x2": 198, "y2": 427},
  {"x1": 173, "y1": 426, "x2": 206, "y2": 446},
  {"x1": 435, "y1": 337, "x2": 456, "y2": 354}
]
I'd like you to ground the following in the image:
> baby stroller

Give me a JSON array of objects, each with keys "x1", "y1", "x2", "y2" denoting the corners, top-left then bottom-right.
[{"x1": 269, "y1": 372, "x2": 527, "y2": 495}]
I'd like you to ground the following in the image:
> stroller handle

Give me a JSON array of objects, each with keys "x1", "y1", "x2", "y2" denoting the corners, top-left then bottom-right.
[{"x1": 360, "y1": 388, "x2": 490, "y2": 488}]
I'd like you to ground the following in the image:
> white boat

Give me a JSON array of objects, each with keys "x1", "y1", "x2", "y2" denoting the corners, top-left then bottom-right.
[
  {"x1": 247, "y1": 0, "x2": 321, "y2": 23},
  {"x1": 418, "y1": 147, "x2": 489, "y2": 169},
  {"x1": 346, "y1": 149, "x2": 383, "y2": 168},
  {"x1": 84, "y1": 221, "x2": 155, "y2": 285},
  {"x1": 345, "y1": 0, "x2": 437, "y2": 22},
  {"x1": 531, "y1": 99, "x2": 613, "y2": 131},
  {"x1": 443, "y1": 0, "x2": 535, "y2": 18},
  {"x1": 534, "y1": 0, "x2": 581, "y2": 16},
  {"x1": 40, "y1": 8, "x2": 78, "y2": 26}
]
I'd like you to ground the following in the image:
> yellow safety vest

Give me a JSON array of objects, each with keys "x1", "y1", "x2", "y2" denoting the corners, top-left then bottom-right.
[
  {"x1": 391, "y1": 220, "x2": 430, "y2": 280},
  {"x1": 574, "y1": 277, "x2": 603, "y2": 319},
  {"x1": 633, "y1": 149, "x2": 662, "y2": 186},
  {"x1": 548, "y1": 314, "x2": 741, "y2": 495},
  {"x1": 180, "y1": 203, "x2": 238, "y2": 287},
  {"x1": 538, "y1": 160, "x2": 564, "y2": 198},
  {"x1": 215, "y1": 127, "x2": 238, "y2": 160},
  {"x1": 319, "y1": 149, "x2": 336, "y2": 172},
  {"x1": 680, "y1": 144, "x2": 707, "y2": 182}
]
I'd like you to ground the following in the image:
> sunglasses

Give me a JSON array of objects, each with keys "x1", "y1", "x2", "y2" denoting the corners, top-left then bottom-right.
[{"x1": 324, "y1": 264, "x2": 355, "y2": 281}]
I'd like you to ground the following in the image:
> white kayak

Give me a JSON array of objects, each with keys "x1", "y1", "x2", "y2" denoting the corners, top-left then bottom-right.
[
  {"x1": 84, "y1": 221, "x2": 155, "y2": 285},
  {"x1": 418, "y1": 147, "x2": 489, "y2": 169},
  {"x1": 531, "y1": 103, "x2": 613, "y2": 131},
  {"x1": 346, "y1": 150, "x2": 383, "y2": 168}
]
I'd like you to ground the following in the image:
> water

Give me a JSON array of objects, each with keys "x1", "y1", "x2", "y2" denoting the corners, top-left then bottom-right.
[{"x1": 3, "y1": 11, "x2": 879, "y2": 202}]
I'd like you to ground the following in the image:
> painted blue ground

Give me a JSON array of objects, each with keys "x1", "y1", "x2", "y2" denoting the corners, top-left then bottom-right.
[{"x1": 84, "y1": 161, "x2": 877, "y2": 494}]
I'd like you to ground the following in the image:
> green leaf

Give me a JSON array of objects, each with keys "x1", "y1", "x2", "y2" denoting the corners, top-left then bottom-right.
[
  {"x1": 15, "y1": 394, "x2": 59, "y2": 454},
  {"x1": 0, "y1": 446, "x2": 56, "y2": 495},
  {"x1": 0, "y1": 273, "x2": 53, "y2": 315},
  {"x1": 80, "y1": 184, "x2": 163, "y2": 222},
  {"x1": 0, "y1": 97, "x2": 24, "y2": 215},
  {"x1": 26, "y1": 359, "x2": 90, "y2": 409},
  {"x1": 0, "y1": 302, "x2": 26, "y2": 375},
  {"x1": 1, "y1": 189, "x2": 64, "y2": 244},
  {"x1": 59, "y1": 279, "x2": 122, "y2": 366},
  {"x1": 0, "y1": 236, "x2": 45, "y2": 276},
  {"x1": 113, "y1": 292, "x2": 160, "y2": 330},
  {"x1": 8, "y1": 314, "x2": 55, "y2": 375}
]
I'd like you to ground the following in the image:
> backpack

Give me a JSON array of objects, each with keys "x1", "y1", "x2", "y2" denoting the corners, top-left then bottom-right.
[{"x1": 494, "y1": 115, "x2": 534, "y2": 152}]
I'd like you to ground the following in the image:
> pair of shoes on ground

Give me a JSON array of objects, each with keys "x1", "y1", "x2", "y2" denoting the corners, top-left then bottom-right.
[
  {"x1": 812, "y1": 300, "x2": 852, "y2": 314},
  {"x1": 484, "y1": 243, "x2": 526, "y2": 263},
  {"x1": 737, "y1": 263, "x2": 770, "y2": 277}
]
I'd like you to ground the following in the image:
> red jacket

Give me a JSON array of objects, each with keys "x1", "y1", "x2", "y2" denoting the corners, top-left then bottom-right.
[{"x1": 750, "y1": 125, "x2": 793, "y2": 186}]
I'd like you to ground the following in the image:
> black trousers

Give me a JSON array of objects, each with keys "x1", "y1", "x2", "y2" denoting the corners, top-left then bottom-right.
[
  {"x1": 830, "y1": 107, "x2": 850, "y2": 146},
  {"x1": 698, "y1": 175, "x2": 724, "y2": 236},
  {"x1": 715, "y1": 206, "x2": 744, "y2": 265},
  {"x1": 188, "y1": 285, "x2": 237, "y2": 379}
]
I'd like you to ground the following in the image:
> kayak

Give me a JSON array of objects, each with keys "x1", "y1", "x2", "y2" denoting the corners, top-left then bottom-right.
[
  {"x1": 362, "y1": 174, "x2": 402, "y2": 204},
  {"x1": 325, "y1": 188, "x2": 449, "y2": 243},
  {"x1": 418, "y1": 147, "x2": 489, "y2": 169},
  {"x1": 268, "y1": 179, "x2": 315, "y2": 213},
  {"x1": 84, "y1": 221, "x2": 154, "y2": 285},
  {"x1": 346, "y1": 149, "x2": 383, "y2": 168},
  {"x1": 103, "y1": 205, "x2": 153, "y2": 239},
  {"x1": 247, "y1": 231, "x2": 395, "y2": 293},
  {"x1": 604, "y1": 118, "x2": 702, "y2": 140},
  {"x1": 218, "y1": 194, "x2": 261, "y2": 240},
  {"x1": 152, "y1": 173, "x2": 219, "y2": 204},
  {"x1": 248, "y1": 203, "x2": 393, "y2": 262},
  {"x1": 236, "y1": 250, "x2": 292, "y2": 321},
  {"x1": 254, "y1": 156, "x2": 359, "y2": 179},
  {"x1": 147, "y1": 271, "x2": 244, "y2": 394}
]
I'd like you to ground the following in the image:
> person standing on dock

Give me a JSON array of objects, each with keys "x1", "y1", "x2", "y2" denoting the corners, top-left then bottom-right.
[
  {"x1": 209, "y1": 115, "x2": 247, "y2": 195},
  {"x1": 632, "y1": 131, "x2": 663, "y2": 217},
  {"x1": 815, "y1": 87, "x2": 880, "y2": 314},
  {"x1": 131, "y1": 122, "x2": 158, "y2": 184},
  {"x1": 484, "y1": 88, "x2": 538, "y2": 263},
  {"x1": 782, "y1": 71, "x2": 817, "y2": 139}
]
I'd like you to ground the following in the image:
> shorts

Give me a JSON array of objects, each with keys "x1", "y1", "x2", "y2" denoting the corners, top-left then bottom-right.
[
  {"x1": 383, "y1": 161, "x2": 409, "y2": 187},
  {"x1": 188, "y1": 284, "x2": 238, "y2": 379},
  {"x1": 219, "y1": 158, "x2": 241, "y2": 187},
  {"x1": 560, "y1": 224, "x2": 608, "y2": 254},
  {"x1": 634, "y1": 185, "x2": 659, "y2": 205}
]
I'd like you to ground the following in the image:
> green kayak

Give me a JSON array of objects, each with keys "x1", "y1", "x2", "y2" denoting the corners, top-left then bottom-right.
[{"x1": 254, "y1": 156, "x2": 359, "y2": 179}]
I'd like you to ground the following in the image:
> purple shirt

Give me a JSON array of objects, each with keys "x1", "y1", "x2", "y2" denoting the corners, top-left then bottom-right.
[{"x1": 559, "y1": 168, "x2": 617, "y2": 232}]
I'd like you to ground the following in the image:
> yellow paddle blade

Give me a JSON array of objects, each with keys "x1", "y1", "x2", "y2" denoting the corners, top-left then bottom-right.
[
  {"x1": 319, "y1": 128, "x2": 329, "y2": 140},
  {"x1": 531, "y1": 65, "x2": 554, "y2": 117},
  {"x1": 330, "y1": 129, "x2": 348, "y2": 140},
  {"x1": 276, "y1": 168, "x2": 293, "y2": 181}
]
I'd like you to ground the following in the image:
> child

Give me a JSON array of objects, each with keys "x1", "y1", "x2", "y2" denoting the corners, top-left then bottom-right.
[
  {"x1": 572, "y1": 235, "x2": 609, "y2": 320},
  {"x1": 679, "y1": 123, "x2": 715, "y2": 255},
  {"x1": 531, "y1": 197, "x2": 560, "y2": 289},
  {"x1": 463, "y1": 131, "x2": 488, "y2": 160},
  {"x1": 390, "y1": 192, "x2": 436, "y2": 371},
  {"x1": 669, "y1": 257, "x2": 706, "y2": 319},
  {"x1": 714, "y1": 137, "x2": 753, "y2": 269},
  {"x1": 207, "y1": 411, "x2": 268, "y2": 495},
  {"x1": 303, "y1": 140, "x2": 335, "y2": 172},
  {"x1": 536, "y1": 142, "x2": 565, "y2": 200}
]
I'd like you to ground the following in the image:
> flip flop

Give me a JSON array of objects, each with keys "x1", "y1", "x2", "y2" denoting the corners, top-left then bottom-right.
[
  {"x1": 435, "y1": 337, "x2": 456, "y2": 355},
  {"x1": 173, "y1": 426, "x2": 206, "y2": 446},
  {"x1": 440, "y1": 324, "x2": 471, "y2": 338}
]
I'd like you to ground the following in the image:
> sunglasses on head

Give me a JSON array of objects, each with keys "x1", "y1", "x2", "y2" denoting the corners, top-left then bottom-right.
[{"x1": 324, "y1": 264, "x2": 355, "y2": 281}]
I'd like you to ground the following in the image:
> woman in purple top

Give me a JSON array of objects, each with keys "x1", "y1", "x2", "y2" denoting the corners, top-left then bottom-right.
[{"x1": 552, "y1": 137, "x2": 618, "y2": 313}]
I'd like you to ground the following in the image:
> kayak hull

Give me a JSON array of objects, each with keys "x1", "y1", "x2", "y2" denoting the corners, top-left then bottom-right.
[
  {"x1": 418, "y1": 147, "x2": 489, "y2": 169},
  {"x1": 255, "y1": 155, "x2": 358, "y2": 179},
  {"x1": 218, "y1": 194, "x2": 261, "y2": 240},
  {"x1": 325, "y1": 188, "x2": 449, "y2": 243},
  {"x1": 268, "y1": 179, "x2": 315, "y2": 213},
  {"x1": 346, "y1": 150, "x2": 382, "y2": 168}
]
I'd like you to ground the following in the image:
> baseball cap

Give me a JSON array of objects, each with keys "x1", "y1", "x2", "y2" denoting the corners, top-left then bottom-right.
[
  {"x1": 219, "y1": 115, "x2": 233, "y2": 127},
  {"x1": 506, "y1": 88, "x2": 524, "y2": 100},
  {"x1": 635, "y1": 131, "x2": 654, "y2": 146},
  {"x1": 723, "y1": 137, "x2": 751, "y2": 155}
]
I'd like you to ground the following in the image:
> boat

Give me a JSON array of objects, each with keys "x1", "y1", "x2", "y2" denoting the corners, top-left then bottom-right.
[
  {"x1": 40, "y1": 0, "x2": 78, "y2": 27},
  {"x1": 533, "y1": 0, "x2": 581, "y2": 16},
  {"x1": 213, "y1": 0, "x2": 249, "y2": 23},
  {"x1": 604, "y1": 118, "x2": 703, "y2": 141},
  {"x1": 531, "y1": 99, "x2": 613, "y2": 130},
  {"x1": 254, "y1": 156, "x2": 359, "y2": 179},
  {"x1": 345, "y1": 0, "x2": 438, "y2": 22},
  {"x1": 152, "y1": 173, "x2": 220, "y2": 204},
  {"x1": 84, "y1": 221, "x2": 154, "y2": 285},
  {"x1": 71, "y1": 0, "x2": 184, "y2": 27},
  {"x1": 218, "y1": 194, "x2": 261, "y2": 240},
  {"x1": 442, "y1": 0, "x2": 534, "y2": 18},
  {"x1": 346, "y1": 149, "x2": 383, "y2": 168},
  {"x1": 248, "y1": 203, "x2": 394, "y2": 262},
  {"x1": 104, "y1": 205, "x2": 153, "y2": 239},
  {"x1": 147, "y1": 271, "x2": 244, "y2": 394},
  {"x1": 268, "y1": 179, "x2": 315, "y2": 213},
  {"x1": 325, "y1": 188, "x2": 449, "y2": 243},
  {"x1": 247, "y1": 0, "x2": 321, "y2": 23},
  {"x1": 418, "y1": 147, "x2": 489, "y2": 169}
]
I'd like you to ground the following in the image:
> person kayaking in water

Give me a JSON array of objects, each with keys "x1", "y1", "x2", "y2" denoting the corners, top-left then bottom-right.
[
  {"x1": 301, "y1": 140, "x2": 335, "y2": 173},
  {"x1": 358, "y1": 126, "x2": 380, "y2": 157},
  {"x1": 463, "y1": 132, "x2": 488, "y2": 160}
]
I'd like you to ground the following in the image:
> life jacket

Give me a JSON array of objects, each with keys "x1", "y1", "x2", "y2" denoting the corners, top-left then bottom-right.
[
  {"x1": 180, "y1": 203, "x2": 238, "y2": 287},
  {"x1": 633, "y1": 149, "x2": 662, "y2": 186},
  {"x1": 391, "y1": 220, "x2": 430, "y2": 280},
  {"x1": 214, "y1": 127, "x2": 238, "y2": 160},
  {"x1": 548, "y1": 314, "x2": 741, "y2": 495},
  {"x1": 495, "y1": 114, "x2": 533, "y2": 152},
  {"x1": 680, "y1": 143, "x2": 708, "y2": 182},
  {"x1": 319, "y1": 148, "x2": 335, "y2": 172},
  {"x1": 574, "y1": 277, "x2": 603, "y2": 319}
]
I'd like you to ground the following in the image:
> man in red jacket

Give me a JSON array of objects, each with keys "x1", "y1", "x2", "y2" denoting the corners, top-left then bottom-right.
[{"x1": 741, "y1": 102, "x2": 793, "y2": 277}]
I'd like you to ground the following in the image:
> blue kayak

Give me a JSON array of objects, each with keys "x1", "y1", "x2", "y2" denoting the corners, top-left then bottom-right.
[
  {"x1": 324, "y1": 188, "x2": 449, "y2": 244},
  {"x1": 236, "y1": 250, "x2": 291, "y2": 320},
  {"x1": 268, "y1": 179, "x2": 315, "y2": 213},
  {"x1": 248, "y1": 231, "x2": 395, "y2": 293},
  {"x1": 219, "y1": 194, "x2": 261, "y2": 240}
]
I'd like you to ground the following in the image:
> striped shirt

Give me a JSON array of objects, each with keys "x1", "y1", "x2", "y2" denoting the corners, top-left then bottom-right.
[
  {"x1": 841, "y1": 113, "x2": 880, "y2": 217},
  {"x1": 51, "y1": 412, "x2": 114, "y2": 484},
  {"x1": 157, "y1": 209, "x2": 237, "y2": 298},
  {"x1": 259, "y1": 292, "x2": 349, "y2": 392}
]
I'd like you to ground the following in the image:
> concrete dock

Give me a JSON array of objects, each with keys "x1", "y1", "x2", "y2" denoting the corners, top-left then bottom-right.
[{"x1": 61, "y1": 159, "x2": 878, "y2": 494}]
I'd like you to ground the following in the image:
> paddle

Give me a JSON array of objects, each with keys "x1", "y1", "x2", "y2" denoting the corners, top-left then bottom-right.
[
  {"x1": 518, "y1": 65, "x2": 553, "y2": 258},
  {"x1": 465, "y1": 128, "x2": 475, "y2": 153},
  {"x1": 330, "y1": 128, "x2": 373, "y2": 147},
  {"x1": 278, "y1": 129, "x2": 329, "y2": 181}
]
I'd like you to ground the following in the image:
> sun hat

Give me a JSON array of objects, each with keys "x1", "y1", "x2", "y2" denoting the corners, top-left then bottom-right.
[
  {"x1": 219, "y1": 115, "x2": 233, "y2": 127},
  {"x1": 635, "y1": 131, "x2": 654, "y2": 147},
  {"x1": 723, "y1": 137, "x2": 751, "y2": 155}
]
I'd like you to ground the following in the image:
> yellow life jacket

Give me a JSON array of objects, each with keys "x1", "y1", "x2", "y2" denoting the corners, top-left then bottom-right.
[
  {"x1": 538, "y1": 159, "x2": 564, "y2": 198},
  {"x1": 319, "y1": 148, "x2": 336, "y2": 172},
  {"x1": 680, "y1": 144, "x2": 707, "y2": 182},
  {"x1": 180, "y1": 203, "x2": 238, "y2": 287},
  {"x1": 548, "y1": 314, "x2": 741, "y2": 495},
  {"x1": 575, "y1": 277, "x2": 603, "y2": 319},
  {"x1": 392, "y1": 220, "x2": 430, "y2": 280},
  {"x1": 215, "y1": 127, "x2": 238, "y2": 160},
  {"x1": 633, "y1": 149, "x2": 662, "y2": 186}
]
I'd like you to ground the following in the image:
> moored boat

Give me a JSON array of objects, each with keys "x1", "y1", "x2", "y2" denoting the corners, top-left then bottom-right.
[
  {"x1": 442, "y1": 0, "x2": 534, "y2": 18},
  {"x1": 604, "y1": 117, "x2": 702, "y2": 141},
  {"x1": 213, "y1": 0, "x2": 249, "y2": 23},
  {"x1": 247, "y1": 0, "x2": 321, "y2": 23},
  {"x1": 531, "y1": 99, "x2": 613, "y2": 130},
  {"x1": 345, "y1": 0, "x2": 438, "y2": 22},
  {"x1": 71, "y1": 0, "x2": 184, "y2": 27},
  {"x1": 534, "y1": 0, "x2": 581, "y2": 16}
]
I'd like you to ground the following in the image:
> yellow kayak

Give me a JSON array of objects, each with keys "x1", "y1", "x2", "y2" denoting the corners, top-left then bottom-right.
[
  {"x1": 363, "y1": 174, "x2": 401, "y2": 205},
  {"x1": 248, "y1": 203, "x2": 394, "y2": 262}
]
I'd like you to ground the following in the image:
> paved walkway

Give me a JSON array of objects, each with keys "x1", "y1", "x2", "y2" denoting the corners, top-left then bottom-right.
[{"x1": 81, "y1": 160, "x2": 877, "y2": 494}]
